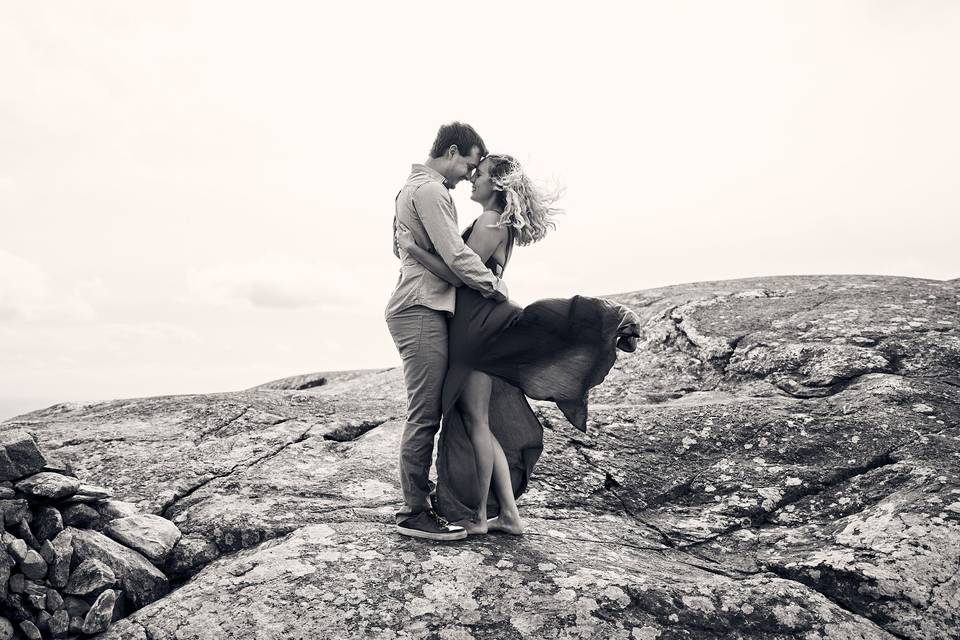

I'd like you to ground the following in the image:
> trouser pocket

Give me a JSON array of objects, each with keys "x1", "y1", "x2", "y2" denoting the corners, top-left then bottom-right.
[{"x1": 387, "y1": 313, "x2": 423, "y2": 360}]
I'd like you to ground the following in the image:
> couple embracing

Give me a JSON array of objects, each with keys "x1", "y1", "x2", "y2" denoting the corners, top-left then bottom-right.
[{"x1": 385, "y1": 122, "x2": 639, "y2": 541}]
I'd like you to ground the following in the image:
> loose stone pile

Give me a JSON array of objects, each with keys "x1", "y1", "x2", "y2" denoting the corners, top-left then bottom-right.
[{"x1": 1, "y1": 430, "x2": 180, "y2": 639}]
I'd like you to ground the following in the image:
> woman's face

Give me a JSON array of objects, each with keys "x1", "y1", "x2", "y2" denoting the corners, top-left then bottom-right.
[{"x1": 470, "y1": 158, "x2": 498, "y2": 206}]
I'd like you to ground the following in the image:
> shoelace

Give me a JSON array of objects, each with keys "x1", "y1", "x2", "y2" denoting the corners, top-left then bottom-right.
[{"x1": 428, "y1": 509, "x2": 450, "y2": 529}]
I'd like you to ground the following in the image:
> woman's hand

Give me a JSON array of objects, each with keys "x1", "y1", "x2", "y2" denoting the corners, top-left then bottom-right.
[{"x1": 396, "y1": 223, "x2": 417, "y2": 253}]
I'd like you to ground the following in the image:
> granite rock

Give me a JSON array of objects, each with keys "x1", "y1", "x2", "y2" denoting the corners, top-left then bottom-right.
[
  {"x1": 67, "y1": 528, "x2": 168, "y2": 608},
  {"x1": 47, "y1": 529, "x2": 73, "y2": 589},
  {"x1": 64, "y1": 558, "x2": 116, "y2": 597},
  {"x1": 0, "y1": 432, "x2": 46, "y2": 483},
  {"x1": 48, "y1": 608, "x2": 69, "y2": 637},
  {"x1": 103, "y1": 514, "x2": 181, "y2": 564},
  {"x1": 60, "y1": 503, "x2": 100, "y2": 529},
  {"x1": 33, "y1": 505, "x2": 64, "y2": 542},
  {"x1": 13, "y1": 472, "x2": 80, "y2": 501},
  {"x1": 81, "y1": 589, "x2": 117, "y2": 634},
  {"x1": 19, "y1": 549, "x2": 46, "y2": 580},
  {"x1": 2, "y1": 274, "x2": 957, "y2": 639}
]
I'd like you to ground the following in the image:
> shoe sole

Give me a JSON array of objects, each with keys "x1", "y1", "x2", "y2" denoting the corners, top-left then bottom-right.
[{"x1": 395, "y1": 525, "x2": 468, "y2": 541}]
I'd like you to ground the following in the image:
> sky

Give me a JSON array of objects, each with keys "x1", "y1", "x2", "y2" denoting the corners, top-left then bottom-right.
[{"x1": 1, "y1": 1, "x2": 958, "y2": 420}]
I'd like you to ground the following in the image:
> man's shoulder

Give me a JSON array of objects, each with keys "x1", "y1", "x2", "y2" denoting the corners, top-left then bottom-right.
[{"x1": 411, "y1": 179, "x2": 451, "y2": 202}]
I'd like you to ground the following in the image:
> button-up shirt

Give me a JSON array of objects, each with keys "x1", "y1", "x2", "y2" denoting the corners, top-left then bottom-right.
[{"x1": 385, "y1": 164, "x2": 507, "y2": 319}]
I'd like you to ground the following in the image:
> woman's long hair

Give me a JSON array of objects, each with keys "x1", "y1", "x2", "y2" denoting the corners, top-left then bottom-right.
[{"x1": 485, "y1": 154, "x2": 563, "y2": 246}]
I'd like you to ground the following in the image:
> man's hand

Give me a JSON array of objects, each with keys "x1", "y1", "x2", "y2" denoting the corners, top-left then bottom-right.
[
  {"x1": 492, "y1": 281, "x2": 509, "y2": 303},
  {"x1": 396, "y1": 223, "x2": 417, "y2": 254}
]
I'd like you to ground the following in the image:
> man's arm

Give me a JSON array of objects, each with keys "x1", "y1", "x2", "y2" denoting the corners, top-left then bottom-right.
[
  {"x1": 414, "y1": 182, "x2": 508, "y2": 301},
  {"x1": 404, "y1": 242, "x2": 463, "y2": 286}
]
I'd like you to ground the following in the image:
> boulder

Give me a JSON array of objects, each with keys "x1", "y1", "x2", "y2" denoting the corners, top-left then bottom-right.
[
  {"x1": 103, "y1": 514, "x2": 181, "y2": 564},
  {"x1": 34, "y1": 610, "x2": 51, "y2": 634},
  {"x1": 22, "y1": 579, "x2": 46, "y2": 609},
  {"x1": 0, "y1": 499, "x2": 27, "y2": 527},
  {"x1": 38, "y1": 539, "x2": 55, "y2": 564},
  {"x1": 12, "y1": 520, "x2": 39, "y2": 550},
  {"x1": 14, "y1": 472, "x2": 80, "y2": 501},
  {"x1": 0, "y1": 554, "x2": 10, "y2": 599},
  {"x1": 19, "y1": 550, "x2": 46, "y2": 580},
  {"x1": 40, "y1": 457, "x2": 77, "y2": 478},
  {"x1": 96, "y1": 500, "x2": 139, "y2": 522},
  {"x1": 17, "y1": 620, "x2": 41, "y2": 640},
  {"x1": 66, "y1": 527, "x2": 168, "y2": 608},
  {"x1": 2, "y1": 593, "x2": 30, "y2": 623},
  {"x1": 0, "y1": 431, "x2": 46, "y2": 482},
  {"x1": 73, "y1": 483, "x2": 112, "y2": 500},
  {"x1": 6, "y1": 538, "x2": 28, "y2": 563},
  {"x1": 81, "y1": 588, "x2": 118, "y2": 634},
  {"x1": 45, "y1": 586, "x2": 63, "y2": 611},
  {"x1": 163, "y1": 535, "x2": 220, "y2": 579},
  {"x1": 64, "y1": 558, "x2": 116, "y2": 596},
  {"x1": 47, "y1": 529, "x2": 72, "y2": 588},
  {"x1": 33, "y1": 505, "x2": 63, "y2": 541},
  {"x1": 61, "y1": 595, "x2": 89, "y2": 618},
  {"x1": 7, "y1": 573, "x2": 23, "y2": 593},
  {"x1": 68, "y1": 615, "x2": 83, "y2": 634},
  {"x1": 60, "y1": 503, "x2": 100, "y2": 528},
  {"x1": 48, "y1": 609, "x2": 69, "y2": 637}
]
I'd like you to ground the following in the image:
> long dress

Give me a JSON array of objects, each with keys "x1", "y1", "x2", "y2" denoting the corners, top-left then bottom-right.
[{"x1": 433, "y1": 221, "x2": 640, "y2": 523}]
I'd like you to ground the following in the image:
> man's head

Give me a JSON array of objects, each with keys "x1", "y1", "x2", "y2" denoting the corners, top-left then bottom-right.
[{"x1": 426, "y1": 121, "x2": 487, "y2": 189}]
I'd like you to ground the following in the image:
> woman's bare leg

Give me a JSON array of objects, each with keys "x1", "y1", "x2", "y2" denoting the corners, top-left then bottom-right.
[
  {"x1": 454, "y1": 371, "x2": 494, "y2": 534},
  {"x1": 486, "y1": 434, "x2": 524, "y2": 534}
]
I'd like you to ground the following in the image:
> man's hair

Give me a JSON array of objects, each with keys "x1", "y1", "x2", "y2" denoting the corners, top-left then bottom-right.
[{"x1": 428, "y1": 121, "x2": 488, "y2": 159}]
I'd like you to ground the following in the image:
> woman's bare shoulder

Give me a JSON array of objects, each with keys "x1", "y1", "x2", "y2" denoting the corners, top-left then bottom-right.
[{"x1": 476, "y1": 210, "x2": 508, "y2": 235}]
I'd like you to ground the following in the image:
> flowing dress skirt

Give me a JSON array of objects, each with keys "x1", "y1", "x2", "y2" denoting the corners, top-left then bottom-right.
[{"x1": 434, "y1": 286, "x2": 639, "y2": 522}]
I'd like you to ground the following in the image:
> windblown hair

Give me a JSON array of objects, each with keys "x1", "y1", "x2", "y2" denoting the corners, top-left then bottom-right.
[
  {"x1": 485, "y1": 154, "x2": 563, "y2": 246},
  {"x1": 428, "y1": 121, "x2": 488, "y2": 159}
]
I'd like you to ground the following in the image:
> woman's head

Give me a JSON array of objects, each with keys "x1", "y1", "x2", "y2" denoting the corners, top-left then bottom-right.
[{"x1": 470, "y1": 154, "x2": 562, "y2": 246}]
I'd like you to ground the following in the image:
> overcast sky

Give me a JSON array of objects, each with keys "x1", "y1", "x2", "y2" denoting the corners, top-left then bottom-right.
[{"x1": 2, "y1": 1, "x2": 958, "y2": 420}]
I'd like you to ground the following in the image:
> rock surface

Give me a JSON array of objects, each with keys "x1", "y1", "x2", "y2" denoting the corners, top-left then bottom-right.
[
  {"x1": 103, "y1": 514, "x2": 181, "y2": 564},
  {"x1": 1, "y1": 274, "x2": 958, "y2": 639},
  {"x1": 67, "y1": 528, "x2": 168, "y2": 609},
  {"x1": 14, "y1": 472, "x2": 80, "y2": 501},
  {"x1": 0, "y1": 431, "x2": 46, "y2": 483},
  {"x1": 64, "y1": 558, "x2": 116, "y2": 597},
  {"x1": 81, "y1": 589, "x2": 117, "y2": 634}
]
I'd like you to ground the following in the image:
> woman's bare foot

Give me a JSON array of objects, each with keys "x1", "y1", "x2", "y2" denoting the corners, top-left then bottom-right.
[
  {"x1": 453, "y1": 518, "x2": 489, "y2": 535},
  {"x1": 487, "y1": 512, "x2": 524, "y2": 535}
]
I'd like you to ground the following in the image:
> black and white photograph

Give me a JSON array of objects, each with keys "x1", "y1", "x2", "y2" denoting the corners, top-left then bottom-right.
[{"x1": 1, "y1": 2, "x2": 958, "y2": 639}]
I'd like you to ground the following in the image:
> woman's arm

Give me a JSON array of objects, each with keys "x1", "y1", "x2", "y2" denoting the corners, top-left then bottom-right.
[
  {"x1": 396, "y1": 225, "x2": 464, "y2": 286},
  {"x1": 397, "y1": 211, "x2": 508, "y2": 287}
]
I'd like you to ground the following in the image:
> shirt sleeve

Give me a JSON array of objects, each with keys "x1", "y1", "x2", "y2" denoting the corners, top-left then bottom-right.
[{"x1": 414, "y1": 182, "x2": 508, "y2": 300}]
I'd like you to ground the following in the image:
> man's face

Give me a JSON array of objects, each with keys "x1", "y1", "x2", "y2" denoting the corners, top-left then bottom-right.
[{"x1": 444, "y1": 145, "x2": 482, "y2": 189}]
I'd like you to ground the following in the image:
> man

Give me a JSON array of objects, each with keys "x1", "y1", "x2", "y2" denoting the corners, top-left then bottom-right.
[{"x1": 385, "y1": 122, "x2": 509, "y2": 541}]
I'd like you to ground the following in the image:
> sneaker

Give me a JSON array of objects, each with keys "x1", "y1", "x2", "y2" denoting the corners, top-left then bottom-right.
[{"x1": 396, "y1": 509, "x2": 467, "y2": 541}]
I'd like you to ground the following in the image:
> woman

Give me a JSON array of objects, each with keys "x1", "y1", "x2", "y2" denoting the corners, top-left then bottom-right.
[{"x1": 396, "y1": 154, "x2": 638, "y2": 535}]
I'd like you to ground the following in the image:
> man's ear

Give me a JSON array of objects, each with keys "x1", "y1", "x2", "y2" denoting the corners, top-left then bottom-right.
[{"x1": 447, "y1": 144, "x2": 459, "y2": 159}]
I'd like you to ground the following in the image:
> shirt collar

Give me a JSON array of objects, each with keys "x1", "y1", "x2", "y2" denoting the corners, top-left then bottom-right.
[{"x1": 411, "y1": 163, "x2": 448, "y2": 188}]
